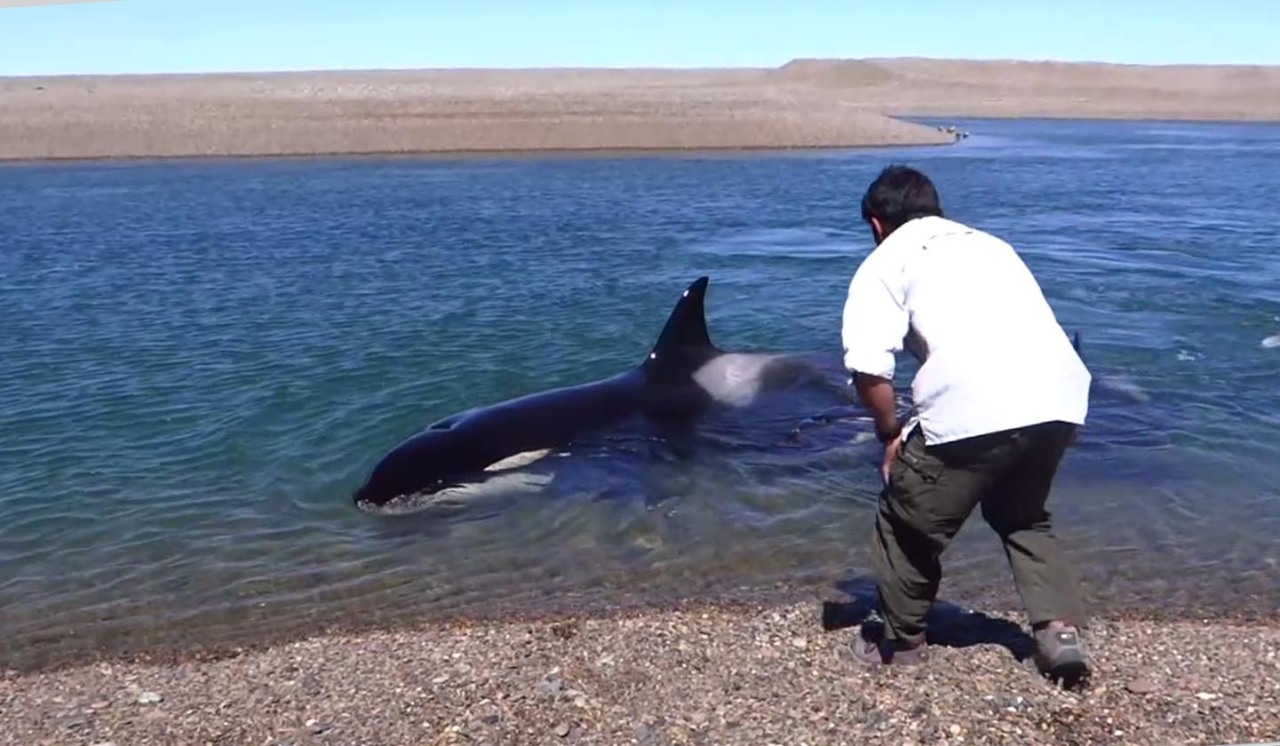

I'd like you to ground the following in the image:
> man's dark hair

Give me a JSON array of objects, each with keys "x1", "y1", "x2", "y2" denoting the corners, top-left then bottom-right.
[{"x1": 860, "y1": 164, "x2": 944, "y2": 234}]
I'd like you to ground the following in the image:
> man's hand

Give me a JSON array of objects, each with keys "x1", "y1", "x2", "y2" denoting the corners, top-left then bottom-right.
[
  {"x1": 880, "y1": 431, "x2": 903, "y2": 486},
  {"x1": 852, "y1": 371, "x2": 904, "y2": 485}
]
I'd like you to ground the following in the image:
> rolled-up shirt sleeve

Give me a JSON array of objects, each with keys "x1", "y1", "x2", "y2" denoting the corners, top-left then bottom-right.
[{"x1": 841, "y1": 256, "x2": 909, "y2": 380}]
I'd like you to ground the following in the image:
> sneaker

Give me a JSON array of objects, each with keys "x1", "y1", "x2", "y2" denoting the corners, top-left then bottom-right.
[
  {"x1": 848, "y1": 629, "x2": 928, "y2": 667},
  {"x1": 1032, "y1": 623, "x2": 1091, "y2": 690}
]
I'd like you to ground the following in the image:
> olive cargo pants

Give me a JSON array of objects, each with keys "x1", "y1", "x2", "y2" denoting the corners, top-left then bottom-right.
[{"x1": 871, "y1": 419, "x2": 1088, "y2": 643}]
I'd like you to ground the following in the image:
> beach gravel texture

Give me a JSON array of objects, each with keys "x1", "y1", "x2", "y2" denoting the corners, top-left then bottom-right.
[
  {"x1": 4, "y1": 58, "x2": 1280, "y2": 160},
  {"x1": 3, "y1": 602, "x2": 1277, "y2": 746}
]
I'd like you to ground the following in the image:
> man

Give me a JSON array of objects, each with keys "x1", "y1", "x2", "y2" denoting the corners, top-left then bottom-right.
[{"x1": 839, "y1": 164, "x2": 1093, "y2": 689}]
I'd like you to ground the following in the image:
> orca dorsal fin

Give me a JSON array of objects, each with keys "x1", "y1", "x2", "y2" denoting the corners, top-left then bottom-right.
[{"x1": 643, "y1": 276, "x2": 718, "y2": 375}]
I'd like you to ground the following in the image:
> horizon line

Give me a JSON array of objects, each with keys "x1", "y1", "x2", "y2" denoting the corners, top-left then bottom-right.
[{"x1": 4, "y1": 54, "x2": 1280, "y2": 80}]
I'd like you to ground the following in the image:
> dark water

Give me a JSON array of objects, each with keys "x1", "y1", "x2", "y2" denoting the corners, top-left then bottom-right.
[{"x1": 2, "y1": 118, "x2": 1278, "y2": 670}]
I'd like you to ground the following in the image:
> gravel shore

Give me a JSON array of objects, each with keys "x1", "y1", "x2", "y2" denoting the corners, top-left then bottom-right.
[
  {"x1": 3, "y1": 58, "x2": 1278, "y2": 161},
  {"x1": 4, "y1": 595, "x2": 1277, "y2": 746}
]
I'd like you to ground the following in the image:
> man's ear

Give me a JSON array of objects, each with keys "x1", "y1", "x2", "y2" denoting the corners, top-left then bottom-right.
[{"x1": 869, "y1": 216, "x2": 885, "y2": 244}]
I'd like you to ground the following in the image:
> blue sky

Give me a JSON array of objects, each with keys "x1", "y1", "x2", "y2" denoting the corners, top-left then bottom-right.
[{"x1": 1, "y1": 0, "x2": 1276, "y2": 76}]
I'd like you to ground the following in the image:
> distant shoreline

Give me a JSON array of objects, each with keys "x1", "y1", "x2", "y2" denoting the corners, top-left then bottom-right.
[
  {"x1": 0, "y1": 115, "x2": 1270, "y2": 169},
  {"x1": 0, "y1": 140, "x2": 956, "y2": 167},
  {"x1": 3, "y1": 57, "x2": 1278, "y2": 162}
]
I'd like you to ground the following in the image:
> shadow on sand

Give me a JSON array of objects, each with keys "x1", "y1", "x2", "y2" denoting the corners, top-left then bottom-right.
[{"x1": 821, "y1": 575, "x2": 1035, "y2": 662}]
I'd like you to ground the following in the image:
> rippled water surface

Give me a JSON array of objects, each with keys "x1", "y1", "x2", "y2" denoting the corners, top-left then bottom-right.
[{"x1": 2, "y1": 118, "x2": 1279, "y2": 669}]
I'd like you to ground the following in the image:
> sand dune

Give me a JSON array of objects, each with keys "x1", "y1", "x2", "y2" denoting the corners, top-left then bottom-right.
[
  {"x1": 773, "y1": 58, "x2": 1280, "y2": 121},
  {"x1": 1, "y1": 58, "x2": 1278, "y2": 160}
]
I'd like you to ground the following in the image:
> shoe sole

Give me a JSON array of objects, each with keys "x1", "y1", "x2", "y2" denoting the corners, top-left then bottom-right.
[
  {"x1": 1044, "y1": 658, "x2": 1091, "y2": 691},
  {"x1": 1031, "y1": 645, "x2": 1091, "y2": 691}
]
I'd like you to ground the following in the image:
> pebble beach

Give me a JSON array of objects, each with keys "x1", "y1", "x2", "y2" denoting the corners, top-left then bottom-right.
[{"x1": 3, "y1": 600, "x2": 1278, "y2": 745}]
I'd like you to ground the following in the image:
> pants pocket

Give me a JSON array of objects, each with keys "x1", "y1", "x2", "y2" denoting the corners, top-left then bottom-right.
[{"x1": 888, "y1": 431, "x2": 943, "y2": 492}]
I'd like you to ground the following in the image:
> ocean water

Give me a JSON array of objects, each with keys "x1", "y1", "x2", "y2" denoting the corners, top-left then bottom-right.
[{"x1": 2, "y1": 118, "x2": 1278, "y2": 671}]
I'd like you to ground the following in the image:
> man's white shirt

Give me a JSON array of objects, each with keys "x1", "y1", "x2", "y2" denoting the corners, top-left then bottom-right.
[{"x1": 841, "y1": 215, "x2": 1091, "y2": 445}]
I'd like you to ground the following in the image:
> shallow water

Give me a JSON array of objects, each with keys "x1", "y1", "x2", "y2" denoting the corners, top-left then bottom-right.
[{"x1": 2, "y1": 118, "x2": 1279, "y2": 670}]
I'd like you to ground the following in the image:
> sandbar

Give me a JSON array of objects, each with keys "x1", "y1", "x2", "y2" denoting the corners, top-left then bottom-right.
[{"x1": 3, "y1": 58, "x2": 1278, "y2": 161}]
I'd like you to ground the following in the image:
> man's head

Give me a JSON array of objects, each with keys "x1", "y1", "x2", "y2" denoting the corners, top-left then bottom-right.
[{"x1": 860, "y1": 165, "x2": 944, "y2": 245}]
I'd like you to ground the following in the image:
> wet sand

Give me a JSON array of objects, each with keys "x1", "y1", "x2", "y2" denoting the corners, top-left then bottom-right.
[
  {"x1": 3, "y1": 58, "x2": 1279, "y2": 161},
  {"x1": 3, "y1": 599, "x2": 1277, "y2": 745}
]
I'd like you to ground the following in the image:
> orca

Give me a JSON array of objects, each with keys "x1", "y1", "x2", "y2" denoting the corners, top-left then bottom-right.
[{"x1": 353, "y1": 276, "x2": 817, "y2": 509}]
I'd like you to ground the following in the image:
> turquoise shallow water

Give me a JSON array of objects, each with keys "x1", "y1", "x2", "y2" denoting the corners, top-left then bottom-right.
[{"x1": 2, "y1": 118, "x2": 1278, "y2": 670}]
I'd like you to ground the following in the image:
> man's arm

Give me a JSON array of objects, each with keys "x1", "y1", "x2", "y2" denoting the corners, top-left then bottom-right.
[
  {"x1": 854, "y1": 372, "x2": 901, "y2": 444},
  {"x1": 841, "y1": 260, "x2": 910, "y2": 443}
]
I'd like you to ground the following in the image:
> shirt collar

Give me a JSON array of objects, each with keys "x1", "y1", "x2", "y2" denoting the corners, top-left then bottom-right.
[{"x1": 878, "y1": 215, "x2": 966, "y2": 252}]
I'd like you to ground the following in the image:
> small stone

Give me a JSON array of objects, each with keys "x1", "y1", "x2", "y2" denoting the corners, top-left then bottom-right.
[
  {"x1": 1125, "y1": 677, "x2": 1158, "y2": 694},
  {"x1": 1195, "y1": 692, "x2": 1217, "y2": 700},
  {"x1": 554, "y1": 722, "x2": 571, "y2": 738},
  {"x1": 536, "y1": 678, "x2": 566, "y2": 699},
  {"x1": 949, "y1": 724, "x2": 962, "y2": 735},
  {"x1": 305, "y1": 718, "x2": 328, "y2": 734},
  {"x1": 89, "y1": 700, "x2": 111, "y2": 710},
  {"x1": 136, "y1": 691, "x2": 162, "y2": 705},
  {"x1": 550, "y1": 622, "x2": 578, "y2": 640},
  {"x1": 299, "y1": 676, "x2": 322, "y2": 696},
  {"x1": 791, "y1": 637, "x2": 808, "y2": 649}
]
